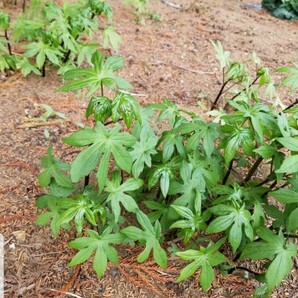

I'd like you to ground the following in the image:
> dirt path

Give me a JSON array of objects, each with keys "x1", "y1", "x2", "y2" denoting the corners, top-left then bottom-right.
[{"x1": 1, "y1": 0, "x2": 297, "y2": 297}]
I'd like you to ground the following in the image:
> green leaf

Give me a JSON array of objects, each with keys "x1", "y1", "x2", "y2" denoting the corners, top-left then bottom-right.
[
  {"x1": 206, "y1": 213, "x2": 234, "y2": 233},
  {"x1": 93, "y1": 247, "x2": 107, "y2": 277},
  {"x1": 176, "y1": 238, "x2": 226, "y2": 288},
  {"x1": 287, "y1": 207, "x2": 298, "y2": 231},
  {"x1": 211, "y1": 40, "x2": 230, "y2": 70},
  {"x1": 122, "y1": 211, "x2": 167, "y2": 268},
  {"x1": 200, "y1": 262, "x2": 215, "y2": 291},
  {"x1": 277, "y1": 137, "x2": 298, "y2": 152},
  {"x1": 276, "y1": 155, "x2": 298, "y2": 173},
  {"x1": 266, "y1": 247, "x2": 296, "y2": 292},
  {"x1": 277, "y1": 64, "x2": 298, "y2": 90},
  {"x1": 68, "y1": 229, "x2": 124, "y2": 277},
  {"x1": 254, "y1": 145, "x2": 277, "y2": 158},
  {"x1": 70, "y1": 143, "x2": 103, "y2": 182},
  {"x1": 177, "y1": 259, "x2": 201, "y2": 282},
  {"x1": 102, "y1": 26, "x2": 122, "y2": 50},
  {"x1": 269, "y1": 189, "x2": 298, "y2": 204}
]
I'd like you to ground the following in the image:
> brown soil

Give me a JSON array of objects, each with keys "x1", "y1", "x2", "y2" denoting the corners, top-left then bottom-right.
[{"x1": 1, "y1": 0, "x2": 298, "y2": 297}]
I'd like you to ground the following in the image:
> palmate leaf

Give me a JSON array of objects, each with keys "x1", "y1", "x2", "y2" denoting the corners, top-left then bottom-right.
[
  {"x1": 176, "y1": 238, "x2": 226, "y2": 290},
  {"x1": 68, "y1": 228, "x2": 125, "y2": 277},
  {"x1": 121, "y1": 211, "x2": 167, "y2": 268},
  {"x1": 207, "y1": 204, "x2": 253, "y2": 252},
  {"x1": 57, "y1": 194, "x2": 103, "y2": 234},
  {"x1": 25, "y1": 41, "x2": 64, "y2": 68},
  {"x1": 221, "y1": 126, "x2": 255, "y2": 164},
  {"x1": 58, "y1": 51, "x2": 132, "y2": 96},
  {"x1": 38, "y1": 145, "x2": 72, "y2": 188},
  {"x1": 241, "y1": 227, "x2": 297, "y2": 293},
  {"x1": 63, "y1": 122, "x2": 136, "y2": 192},
  {"x1": 169, "y1": 161, "x2": 207, "y2": 210},
  {"x1": 211, "y1": 40, "x2": 231, "y2": 70},
  {"x1": 105, "y1": 171, "x2": 143, "y2": 223},
  {"x1": 112, "y1": 92, "x2": 141, "y2": 128},
  {"x1": 277, "y1": 63, "x2": 298, "y2": 90},
  {"x1": 35, "y1": 196, "x2": 71, "y2": 236},
  {"x1": 102, "y1": 26, "x2": 121, "y2": 50},
  {"x1": 148, "y1": 156, "x2": 181, "y2": 197},
  {"x1": 131, "y1": 124, "x2": 158, "y2": 178}
]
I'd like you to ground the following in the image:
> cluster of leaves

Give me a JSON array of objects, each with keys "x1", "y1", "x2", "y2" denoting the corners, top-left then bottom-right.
[
  {"x1": 0, "y1": 10, "x2": 14, "y2": 72},
  {"x1": 262, "y1": 0, "x2": 298, "y2": 20},
  {"x1": 0, "y1": 0, "x2": 120, "y2": 76},
  {"x1": 124, "y1": 0, "x2": 161, "y2": 24},
  {"x1": 36, "y1": 44, "x2": 298, "y2": 297}
]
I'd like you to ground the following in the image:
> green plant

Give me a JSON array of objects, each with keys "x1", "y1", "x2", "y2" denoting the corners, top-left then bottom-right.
[
  {"x1": 124, "y1": 0, "x2": 161, "y2": 24},
  {"x1": 36, "y1": 43, "x2": 298, "y2": 296},
  {"x1": 0, "y1": 10, "x2": 16, "y2": 73},
  {"x1": 262, "y1": 0, "x2": 298, "y2": 20},
  {"x1": 1, "y1": 0, "x2": 120, "y2": 77}
]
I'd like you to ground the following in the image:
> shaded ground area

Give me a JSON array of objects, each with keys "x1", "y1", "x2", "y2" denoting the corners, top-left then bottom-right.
[{"x1": 1, "y1": 0, "x2": 298, "y2": 297}]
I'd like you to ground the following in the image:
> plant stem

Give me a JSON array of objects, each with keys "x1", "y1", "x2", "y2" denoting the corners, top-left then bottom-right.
[
  {"x1": 84, "y1": 175, "x2": 89, "y2": 187},
  {"x1": 42, "y1": 61, "x2": 46, "y2": 77},
  {"x1": 222, "y1": 159, "x2": 234, "y2": 185},
  {"x1": 210, "y1": 78, "x2": 231, "y2": 110},
  {"x1": 242, "y1": 156, "x2": 263, "y2": 184},
  {"x1": 4, "y1": 30, "x2": 12, "y2": 55},
  {"x1": 63, "y1": 14, "x2": 96, "y2": 63},
  {"x1": 22, "y1": 0, "x2": 26, "y2": 12},
  {"x1": 101, "y1": 82, "x2": 104, "y2": 96},
  {"x1": 283, "y1": 98, "x2": 298, "y2": 112},
  {"x1": 223, "y1": 74, "x2": 261, "y2": 110}
]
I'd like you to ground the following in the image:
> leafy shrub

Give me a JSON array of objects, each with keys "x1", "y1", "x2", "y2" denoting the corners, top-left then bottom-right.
[
  {"x1": 36, "y1": 41, "x2": 298, "y2": 296},
  {"x1": 262, "y1": 0, "x2": 298, "y2": 20},
  {"x1": 0, "y1": 0, "x2": 120, "y2": 77},
  {"x1": 0, "y1": 10, "x2": 15, "y2": 73}
]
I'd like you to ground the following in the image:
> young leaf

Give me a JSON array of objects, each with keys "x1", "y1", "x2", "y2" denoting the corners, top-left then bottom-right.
[
  {"x1": 176, "y1": 238, "x2": 226, "y2": 290},
  {"x1": 68, "y1": 228, "x2": 125, "y2": 277},
  {"x1": 121, "y1": 211, "x2": 167, "y2": 268}
]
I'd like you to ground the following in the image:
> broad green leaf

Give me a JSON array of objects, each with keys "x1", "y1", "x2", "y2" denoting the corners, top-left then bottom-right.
[
  {"x1": 254, "y1": 145, "x2": 277, "y2": 158},
  {"x1": 200, "y1": 262, "x2": 215, "y2": 291},
  {"x1": 68, "y1": 229, "x2": 124, "y2": 277},
  {"x1": 287, "y1": 207, "x2": 298, "y2": 231},
  {"x1": 277, "y1": 137, "x2": 298, "y2": 152},
  {"x1": 70, "y1": 143, "x2": 103, "y2": 182},
  {"x1": 176, "y1": 259, "x2": 201, "y2": 282},
  {"x1": 275, "y1": 155, "x2": 298, "y2": 173},
  {"x1": 122, "y1": 211, "x2": 167, "y2": 268},
  {"x1": 266, "y1": 247, "x2": 296, "y2": 292},
  {"x1": 206, "y1": 213, "x2": 234, "y2": 233},
  {"x1": 269, "y1": 189, "x2": 298, "y2": 204}
]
